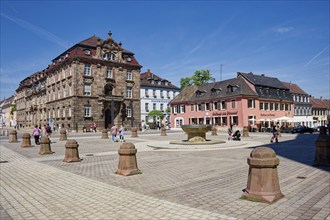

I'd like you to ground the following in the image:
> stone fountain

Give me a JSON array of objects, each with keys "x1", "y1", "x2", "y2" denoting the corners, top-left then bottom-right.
[{"x1": 170, "y1": 124, "x2": 225, "y2": 145}]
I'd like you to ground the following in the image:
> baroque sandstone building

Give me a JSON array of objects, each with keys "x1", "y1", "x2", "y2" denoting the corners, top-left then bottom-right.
[{"x1": 16, "y1": 32, "x2": 142, "y2": 131}]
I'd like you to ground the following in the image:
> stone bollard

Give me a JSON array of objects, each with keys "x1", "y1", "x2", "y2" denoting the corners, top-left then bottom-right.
[
  {"x1": 63, "y1": 139, "x2": 81, "y2": 163},
  {"x1": 39, "y1": 137, "x2": 54, "y2": 155},
  {"x1": 160, "y1": 127, "x2": 167, "y2": 136},
  {"x1": 59, "y1": 128, "x2": 68, "y2": 141},
  {"x1": 21, "y1": 133, "x2": 32, "y2": 148},
  {"x1": 115, "y1": 143, "x2": 141, "y2": 176},
  {"x1": 131, "y1": 127, "x2": 138, "y2": 138},
  {"x1": 314, "y1": 126, "x2": 330, "y2": 167},
  {"x1": 102, "y1": 129, "x2": 109, "y2": 139},
  {"x1": 8, "y1": 130, "x2": 18, "y2": 143},
  {"x1": 241, "y1": 147, "x2": 284, "y2": 204},
  {"x1": 243, "y1": 126, "x2": 249, "y2": 137},
  {"x1": 211, "y1": 127, "x2": 218, "y2": 136}
]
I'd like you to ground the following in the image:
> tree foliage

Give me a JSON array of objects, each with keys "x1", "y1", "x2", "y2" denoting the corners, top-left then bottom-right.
[
  {"x1": 147, "y1": 110, "x2": 164, "y2": 120},
  {"x1": 180, "y1": 70, "x2": 215, "y2": 90}
]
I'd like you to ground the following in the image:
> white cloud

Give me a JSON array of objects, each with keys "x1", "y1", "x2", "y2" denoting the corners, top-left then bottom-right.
[
  {"x1": 274, "y1": 27, "x2": 294, "y2": 34},
  {"x1": 1, "y1": 13, "x2": 68, "y2": 48}
]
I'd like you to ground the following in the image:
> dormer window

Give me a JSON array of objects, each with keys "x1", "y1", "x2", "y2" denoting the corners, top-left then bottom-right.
[
  {"x1": 126, "y1": 57, "x2": 131, "y2": 62},
  {"x1": 211, "y1": 88, "x2": 221, "y2": 95},
  {"x1": 195, "y1": 90, "x2": 206, "y2": 97},
  {"x1": 103, "y1": 52, "x2": 117, "y2": 61},
  {"x1": 227, "y1": 85, "x2": 239, "y2": 93},
  {"x1": 84, "y1": 50, "x2": 91, "y2": 55}
]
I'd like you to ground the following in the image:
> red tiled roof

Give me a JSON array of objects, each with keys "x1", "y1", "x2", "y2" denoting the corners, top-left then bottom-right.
[
  {"x1": 140, "y1": 69, "x2": 180, "y2": 90},
  {"x1": 282, "y1": 82, "x2": 307, "y2": 94},
  {"x1": 311, "y1": 97, "x2": 330, "y2": 109},
  {"x1": 78, "y1": 35, "x2": 99, "y2": 47}
]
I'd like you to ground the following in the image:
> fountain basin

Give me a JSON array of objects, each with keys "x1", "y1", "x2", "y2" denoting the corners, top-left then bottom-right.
[{"x1": 181, "y1": 124, "x2": 212, "y2": 142}]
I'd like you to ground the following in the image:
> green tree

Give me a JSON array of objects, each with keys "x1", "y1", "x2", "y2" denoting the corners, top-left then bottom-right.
[
  {"x1": 180, "y1": 69, "x2": 215, "y2": 90},
  {"x1": 180, "y1": 77, "x2": 192, "y2": 90},
  {"x1": 147, "y1": 110, "x2": 164, "y2": 121}
]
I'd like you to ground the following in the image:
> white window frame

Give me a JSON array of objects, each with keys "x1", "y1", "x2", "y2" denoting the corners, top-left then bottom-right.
[
  {"x1": 107, "y1": 68, "x2": 113, "y2": 78},
  {"x1": 84, "y1": 84, "x2": 91, "y2": 96},
  {"x1": 84, "y1": 64, "x2": 91, "y2": 76},
  {"x1": 127, "y1": 107, "x2": 132, "y2": 118},
  {"x1": 126, "y1": 87, "x2": 132, "y2": 98},
  {"x1": 84, "y1": 106, "x2": 92, "y2": 117},
  {"x1": 127, "y1": 71, "x2": 132, "y2": 80}
]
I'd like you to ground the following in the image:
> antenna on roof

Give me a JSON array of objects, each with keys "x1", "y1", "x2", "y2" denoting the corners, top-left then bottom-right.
[{"x1": 220, "y1": 64, "x2": 223, "y2": 82}]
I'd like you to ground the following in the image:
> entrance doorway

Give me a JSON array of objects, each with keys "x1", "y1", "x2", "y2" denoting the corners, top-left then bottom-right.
[{"x1": 105, "y1": 109, "x2": 112, "y2": 129}]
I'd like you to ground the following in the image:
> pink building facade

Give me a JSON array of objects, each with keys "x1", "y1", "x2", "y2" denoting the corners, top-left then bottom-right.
[{"x1": 170, "y1": 72, "x2": 293, "y2": 131}]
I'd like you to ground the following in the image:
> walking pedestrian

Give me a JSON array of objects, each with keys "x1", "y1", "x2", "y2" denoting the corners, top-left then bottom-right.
[
  {"x1": 227, "y1": 125, "x2": 233, "y2": 140},
  {"x1": 119, "y1": 125, "x2": 125, "y2": 142},
  {"x1": 32, "y1": 125, "x2": 41, "y2": 145},
  {"x1": 45, "y1": 123, "x2": 52, "y2": 139},
  {"x1": 111, "y1": 124, "x2": 118, "y2": 142},
  {"x1": 270, "y1": 122, "x2": 280, "y2": 143}
]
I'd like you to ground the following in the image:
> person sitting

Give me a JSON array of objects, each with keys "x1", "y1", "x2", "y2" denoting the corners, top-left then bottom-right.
[{"x1": 232, "y1": 130, "x2": 241, "y2": 141}]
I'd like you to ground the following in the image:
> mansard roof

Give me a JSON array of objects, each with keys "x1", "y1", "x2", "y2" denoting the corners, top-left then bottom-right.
[
  {"x1": 140, "y1": 69, "x2": 180, "y2": 90},
  {"x1": 171, "y1": 77, "x2": 257, "y2": 104},
  {"x1": 282, "y1": 82, "x2": 308, "y2": 95}
]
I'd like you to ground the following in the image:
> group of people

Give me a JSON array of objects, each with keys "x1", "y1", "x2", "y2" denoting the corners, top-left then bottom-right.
[
  {"x1": 110, "y1": 125, "x2": 125, "y2": 142},
  {"x1": 31, "y1": 123, "x2": 53, "y2": 145}
]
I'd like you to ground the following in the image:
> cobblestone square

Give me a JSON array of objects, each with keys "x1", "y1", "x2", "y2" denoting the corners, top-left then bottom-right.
[{"x1": 1, "y1": 129, "x2": 329, "y2": 219}]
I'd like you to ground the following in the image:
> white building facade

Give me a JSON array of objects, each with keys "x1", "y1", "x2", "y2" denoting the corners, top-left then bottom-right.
[{"x1": 140, "y1": 69, "x2": 180, "y2": 127}]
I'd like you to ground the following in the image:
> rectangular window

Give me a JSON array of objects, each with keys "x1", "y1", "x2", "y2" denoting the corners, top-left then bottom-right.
[
  {"x1": 248, "y1": 99, "x2": 255, "y2": 108},
  {"x1": 69, "y1": 66, "x2": 72, "y2": 76},
  {"x1": 84, "y1": 64, "x2": 91, "y2": 76},
  {"x1": 213, "y1": 102, "x2": 218, "y2": 110},
  {"x1": 153, "y1": 90, "x2": 156, "y2": 98},
  {"x1": 173, "y1": 105, "x2": 177, "y2": 114},
  {"x1": 231, "y1": 100, "x2": 236, "y2": 108},
  {"x1": 180, "y1": 105, "x2": 185, "y2": 113},
  {"x1": 221, "y1": 101, "x2": 226, "y2": 110},
  {"x1": 285, "y1": 104, "x2": 289, "y2": 111},
  {"x1": 275, "y1": 103, "x2": 279, "y2": 111},
  {"x1": 197, "y1": 104, "x2": 202, "y2": 111},
  {"x1": 270, "y1": 103, "x2": 274, "y2": 111},
  {"x1": 62, "y1": 107, "x2": 66, "y2": 118},
  {"x1": 260, "y1": 102, "x2": 264, "y2": 110},
  {"x1": 84, "y1": 106, "x2": 92, "y2": 117},
  {"x1": 191, "y1": 104, "x2": 195, "y2": 111},
  {"x1": 126, "y1": 87, "x2": 132, "y2": 98},
  {"x1": 161, "y1": 103, "x2": 164, "y2": 111},
  {"x1": 107, "y1": 68, "x2": 112, "y2": 78},
  {"x1": 69, "y1": 84, "x2": 72, "y2": 96},
  {"x1": 167, "y1": 91, "x2": 170, "y2": 98},
  {"x1": 160, "y1": 90, "x2": 164, "y2": 98},
  {"x1": 145, "y1": 103, "x2": 149, "y2": 112},
  {"x1": 248, "y1": 115, "x2": 256, "y2": 125},
  {"x1": 265, "y1": 102, "x2": 269, "y2": 111},
  {"x1": 280, "y1": 104, "x2": 284, "y2": 111},
  {"x1": 127, "y1": 107, "x2": 132, "y2": 117},
  {"x1": 232, "y1": 116, "x2": 238, "y2": 125},
  {"x1": 145, "y1": 89, "x2": 149, "y2": 97},
  {"x1": 153, "y1": 103, "x2": 156, "y2": 110},
  {"x1": 84, "y1": 84, "x2": 91, "y2": 96},
  {"x1": 205, "y1": 103, "x2": 210, "y2": 111},
  {"x1": 127, "y1": 71, "x2": 132, "y2": 80},
  {"x1": 221, "y1": 117, "x2": 227, "y2": 126}
]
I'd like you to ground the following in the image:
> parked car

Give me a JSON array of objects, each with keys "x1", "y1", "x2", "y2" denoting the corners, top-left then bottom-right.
[{"x1": 291, "y1": 126, "x2": 314, "y2": 134}]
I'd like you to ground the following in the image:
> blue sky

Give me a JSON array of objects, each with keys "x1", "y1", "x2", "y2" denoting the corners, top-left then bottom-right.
[{"x1": 1, "y1": 1, "x2": 329, "y2": 100}]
